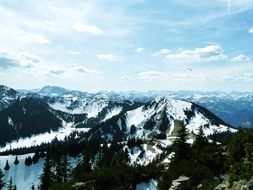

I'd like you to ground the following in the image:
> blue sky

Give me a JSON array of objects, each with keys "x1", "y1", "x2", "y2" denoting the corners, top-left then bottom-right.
[{"x1": 0, "y1": 0, "x2": 253, "y2": 91}]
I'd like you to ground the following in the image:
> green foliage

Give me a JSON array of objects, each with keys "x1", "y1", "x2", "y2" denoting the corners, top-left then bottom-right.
[
  {"x1": 158, "y1": 124, "x2": 224, "y2": 189},
  {"x1": 198, "y1": 179, "x2": 221, "y2": 190},
  {"x1": 227, "y1": 130, "x2": 253, "y2": 164},
  {"x1": 158, "y1": 160, "x2": 214, "y2": 189},
  {"x1": 227, "y1": 130, "x2": 253, "y2": 184}
]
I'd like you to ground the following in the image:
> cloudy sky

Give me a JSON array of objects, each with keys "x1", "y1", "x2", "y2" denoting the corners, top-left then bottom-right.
[{"x1": 1, "y1": 0, "x2": 253, "y2": 92}]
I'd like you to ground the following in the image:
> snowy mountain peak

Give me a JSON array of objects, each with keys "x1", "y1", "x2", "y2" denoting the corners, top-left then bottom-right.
[
  {"x1": 87, "y1": 97, "x2": 236, "y2": 142},
  {"x1": 0, "y1": 85, "x2": 17, "y2": 97}
]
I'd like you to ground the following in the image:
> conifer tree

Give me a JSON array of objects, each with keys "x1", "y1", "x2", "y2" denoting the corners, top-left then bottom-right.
[
  {"x1": 62, "y1": 153, "x2": 71, "y2": 183},
  {"x1": 25, "y1": 156, "x2": 33, "y2": 166},
  {"x1": 54, "y1": 156, "x2": 63, "y2": 183},
  {"x1": 32, "y1": 152, "x2": 40, "y2": 164},
  {"x1": 83, "y1": 148, "x2": 92, "y2": 172},
  {"x1": 4, "y1": 160, "x2": 10, "y2": 171},
  {"x1": 40, "y1": 153, "x2": 53, "y2": 190},
  {"x1": 173, "y1": 125, "x2": 190, "y2": 161},
  {"x1": 194, "y1": 126, "x2": 207, "y2": 148},
  {"x1": 0, "y1": 168, "x2": 5, "y2": 190},
  {"x1": 14, "y1": 156, "x2": 19, "y2": 165}
]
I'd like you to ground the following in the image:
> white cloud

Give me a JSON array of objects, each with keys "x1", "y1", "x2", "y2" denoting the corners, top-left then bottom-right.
[
  {"x1": 49, "y1": 69, "x2": 66, "y2": 75},
  {"x1": 73, "y1": 22, "x2": 103, "y2": 35},
  {"x1": 152, "y1": 48, "x2": 171, "y2": 57},
  {"x1": 231, "y1": 54, "x2": 250, "y2": 62},
  {"x1": 47, "y1": 66, "x2": 101, "y2": 76},
  {"x1": 138, "y1": 70, "x2": 165, "y2": 80},
  {"x1": 96, "y1": 53, "x2": 118, "y2": 62},
  {"x1": 0, "y1": 50, "x2": 39, "y2": 68},
  {"x1": 136, "y1": 47, "x2": 144, "y2": 53},
  {"x1": 19, "y1": 34, "x2": 51, "y2": 44},
  {"x1": 72, "y1": 66, "x2": 101, "y2": 74},
  {"x1": 248, "y1": 26, "x2": 253, "y2": 33},
  {"x1": 165, "y1": 45, "x2": 227, "y2": 62},
  {"x1": 221, "y1": 72, "x2": 253, "y2": 81}
]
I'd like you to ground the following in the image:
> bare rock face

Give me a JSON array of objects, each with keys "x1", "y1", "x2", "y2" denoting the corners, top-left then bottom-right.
[
  {"x1": 72, "y1": 180, "x2": 95, "y2": 190},
  {"x1": 169, "y1": 176, "x2": 190, "y2": 190}
]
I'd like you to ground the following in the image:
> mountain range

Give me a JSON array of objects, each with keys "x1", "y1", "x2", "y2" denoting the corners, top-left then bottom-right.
[
  {"x1": 0, "y1": 84, "x2": 240, "y2": 152},
  {"x1": 0, "y1": 84, "x2": 243, "y2": 189}
]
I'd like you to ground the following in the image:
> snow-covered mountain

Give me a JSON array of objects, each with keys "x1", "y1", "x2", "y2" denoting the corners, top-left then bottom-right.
[
  {"x1": 0, "y1": 85, "x2": 18, "y2": 111},
  {"x1": 0, "y1": 85, "x2": 142, "y2": 151},
  {"x1": 86, "y1": 97, "x2": 235, "y2": 142},
  {"x1": 0, "y1": 85, "x2": 240, "y2": 152}
]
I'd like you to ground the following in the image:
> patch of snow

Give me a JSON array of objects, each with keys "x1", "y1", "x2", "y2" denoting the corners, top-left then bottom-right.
[
  {"x1": 136, "y1": 179, "x2": 157, "y2": 190},
  {"x1": 8, "y1": 117, "x2": 14, "y2": 126},
  {"x1": 125, "y1": 107, "x2": 148, "y2": 132},
  {"x1": 0, "y1": 122, "x2": 90, "y2": 152},
  {"x1": 102, "y1": 107, "x2": 123, "y2": 121},
  {"x1": 0, "y1": 153, "x2": 44, "y2": 189},
  {"x1": 127, "y1": 143, "x2": 163, "y2": 166},
  {"x1": 187, "y1": 111, "x2": 210, "y2": 135},
  {"x1": 48, "y1": 97, "x2": 109, "y2": 118}
]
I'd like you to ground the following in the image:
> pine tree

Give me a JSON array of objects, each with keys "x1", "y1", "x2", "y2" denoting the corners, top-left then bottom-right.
[
  {"x1": 39, "y1": 153, "x2": 53, "y2": 190},
  {"x1": 0, "y1": 169, "x2": 5, "y2": 190},
  {"x1": 173, "y1": 124, "x2": 191, "y2": 161},
  {"x1": 4, "y1": 160, "x2": 10, "y2": 171},
  {"x1": 83, "y1": 148, "x2": 91, "y2": 172},
  {"x1": 54, "y1": 156, "x2": 63, "y2": 183},
  {"x1": 32, "y1": 152, "x2": 40, "y2": 164},
  {"x1": 25, "y1": 156, "x2": 33, "y2": 166},
  {"x1": 53, "y1": 153, "x2": 71, "y2": 183},
  {"x1": 62, "y1": 154, "x2": 71, "y2": 183},
  {"x1": 31, "y1": 184, "x2": 35, "y2": 190},
  {"x1": 14, "y1": 156, "x2": 19, "y2": 165},
  {"x1": 194, "y1": 126, "x2": 208, "y2": 148}
]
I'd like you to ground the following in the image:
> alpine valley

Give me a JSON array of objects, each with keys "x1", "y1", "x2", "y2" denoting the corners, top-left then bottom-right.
[{"x1": 0, "y1": 85, "x2": 252, "y2": 190}]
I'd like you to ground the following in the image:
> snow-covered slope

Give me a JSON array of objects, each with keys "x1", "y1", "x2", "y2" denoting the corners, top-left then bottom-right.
[
  {"x1": 0, "y1": 153, "x2": 44, "y2": 189},
  {"x1": 0, "y1": 121, "x2": 90, "y2": 152},
  {"x1": 0, "y1": 153, "x2": 81, "y2": 189}
]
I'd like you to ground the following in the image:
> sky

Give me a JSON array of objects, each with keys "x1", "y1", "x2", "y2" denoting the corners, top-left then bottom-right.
[{"x1": 0, "y1": 0, "x2": 253, "y2": 92}]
